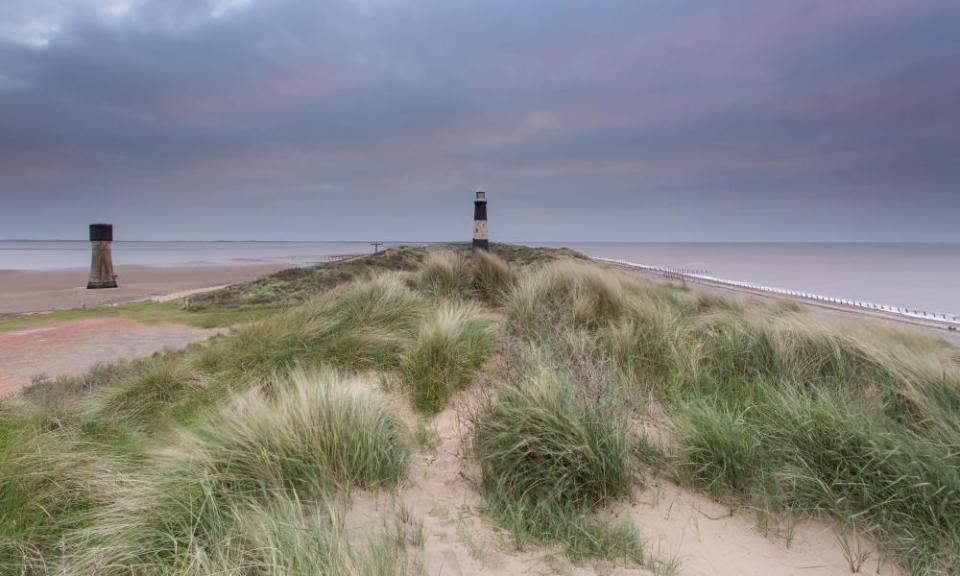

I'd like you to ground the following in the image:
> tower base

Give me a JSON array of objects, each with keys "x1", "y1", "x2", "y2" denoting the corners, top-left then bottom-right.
[
  {"x1": 472, "y1": 238, "x2": 489, "y2": 251},
  {"x1": 87, "y1": 279, "x2": 118, "y2": 289}
]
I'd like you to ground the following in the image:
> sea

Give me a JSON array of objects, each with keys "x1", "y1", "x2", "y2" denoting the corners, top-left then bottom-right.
[{"x1": 1, "y1": 241, "x2": 957, "y2": 317}]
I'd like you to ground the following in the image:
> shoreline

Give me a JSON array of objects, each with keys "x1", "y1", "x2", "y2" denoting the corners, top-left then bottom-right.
[
  {"x1": 0, "y1": 263, "x2": 290, "y2": 315},
  {"x1": 606, "y1": 260, "x2": 960, "y2": 341},
  {"x1": 3, "y1": 253, "x2": 957, "y2": 342}
]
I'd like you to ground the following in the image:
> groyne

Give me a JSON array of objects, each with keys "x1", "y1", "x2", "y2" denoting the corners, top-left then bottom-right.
[{"x1": 597, "y1": 257, "x2": 960, "y2": 330}]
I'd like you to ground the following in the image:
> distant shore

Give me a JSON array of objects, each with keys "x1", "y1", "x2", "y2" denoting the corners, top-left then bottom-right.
[
  {"x1": 0, "y1": 263, "x2": 288, "y2": 315},
  {"x1": 617, "y1": 264, "x2": 960, "y2": 341}
]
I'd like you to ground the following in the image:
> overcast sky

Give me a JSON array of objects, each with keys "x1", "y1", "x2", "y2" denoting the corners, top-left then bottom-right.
[{"x1": 1, "y1": 0, "x2": 958, "y2": 241}]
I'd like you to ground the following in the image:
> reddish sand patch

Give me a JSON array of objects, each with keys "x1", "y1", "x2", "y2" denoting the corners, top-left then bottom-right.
[{"x1": 0, "y1": 317, "x2": 219, "y2": 396}]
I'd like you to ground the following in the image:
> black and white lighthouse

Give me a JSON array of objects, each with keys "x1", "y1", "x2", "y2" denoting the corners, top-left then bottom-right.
[
  {"x1": 87, "y1": 223, "x2": 118, "y2": 289},
  {"x1": 472, "y1": 188, "x2": 489, "y2": 251}
]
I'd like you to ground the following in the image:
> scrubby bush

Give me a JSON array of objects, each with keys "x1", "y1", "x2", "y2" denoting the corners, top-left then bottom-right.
[{"x1": 402, "y1": 301, "x2": 494, "y2": 413}]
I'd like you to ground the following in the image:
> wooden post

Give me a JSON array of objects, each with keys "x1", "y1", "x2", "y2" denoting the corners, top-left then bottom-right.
[
  {"x1": 472, "y1": 188, "x2": 489, "y2": 251},
  {"x1": 87, "y1": 223, "x2": 117, "y2": 289}
]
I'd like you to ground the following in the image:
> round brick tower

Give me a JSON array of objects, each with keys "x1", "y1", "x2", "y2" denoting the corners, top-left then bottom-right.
[{"x1": 87, "y1": 223, "x2": 118, "y2": 289}]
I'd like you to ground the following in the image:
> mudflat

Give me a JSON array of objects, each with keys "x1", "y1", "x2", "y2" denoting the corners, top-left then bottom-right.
[{"x1": 0, "y1": 263, "x2": 287, "y2": 314}]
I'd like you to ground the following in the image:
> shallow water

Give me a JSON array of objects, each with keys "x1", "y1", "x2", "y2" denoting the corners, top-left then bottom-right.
[{"x1": 0, "y1": 241, "x2": 390, "y2": 271}]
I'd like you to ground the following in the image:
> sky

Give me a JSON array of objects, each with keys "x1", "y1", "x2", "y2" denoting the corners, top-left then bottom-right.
[{"x1": 1, "y1": 0, "x2": 958, "y2": 242}]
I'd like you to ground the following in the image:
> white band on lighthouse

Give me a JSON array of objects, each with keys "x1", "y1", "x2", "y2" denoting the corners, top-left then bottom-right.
[{"x1": 473, "y1": 220, "x2": 487, "y2": 240}]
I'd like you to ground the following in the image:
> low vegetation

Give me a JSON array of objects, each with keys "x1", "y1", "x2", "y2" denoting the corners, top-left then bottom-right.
[
  {"x1": 472, "y1": 366, "x2": 643, "y2": 563},
  {"x1": 1, "y1": 243, "x2": 958, "y2": 575},
  {"x1": 401, "y1": 300, "x2": 494, "y2": 413}
]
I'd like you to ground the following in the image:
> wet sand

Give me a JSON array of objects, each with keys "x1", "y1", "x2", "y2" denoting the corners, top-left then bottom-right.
[{"x1": 0, "y1": 263, "x2": 287, "y2": 315}]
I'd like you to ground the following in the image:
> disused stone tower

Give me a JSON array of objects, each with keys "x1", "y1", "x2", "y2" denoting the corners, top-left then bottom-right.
[
  {"x1": 472, "y1": 188, "x2": 488, "y2": 251},
  {"x1": 87, "y1": 223, "x2": 118, "y2": 289}
]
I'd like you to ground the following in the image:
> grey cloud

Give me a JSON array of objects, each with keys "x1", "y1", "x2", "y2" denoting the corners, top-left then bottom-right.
[{"x1": 1, "y1": 0, "x2": 958, "y2": 241}]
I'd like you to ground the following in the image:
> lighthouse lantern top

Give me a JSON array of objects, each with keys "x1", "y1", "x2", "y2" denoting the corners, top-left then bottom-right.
[{"x1": 475, "y1": 188, "x2": 486, "y2": 201}]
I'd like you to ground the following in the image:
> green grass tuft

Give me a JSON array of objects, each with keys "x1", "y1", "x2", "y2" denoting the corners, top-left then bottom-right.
[
  {"x1": 186, "y1": 368, "x2": 409, "y2": 495},
  {"x1": 507, "y1": 261, "x2": 627, "y2": 337},
  {"x1": 471, "y1": 366, "x2": 640, "y2": 561},
  {"x1": 401, "y1": 301, "x2": 494, "y2": 413},
  {"x1": 63, "y1": 369, "x2": 409, "y2": 574}
]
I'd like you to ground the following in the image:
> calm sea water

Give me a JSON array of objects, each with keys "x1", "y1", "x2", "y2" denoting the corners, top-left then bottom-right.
[
  {"x1": 2, "y1": 241, "x2": 957, "y2": 316},
  {"x1": 0, "y1": 241, "x2": 386, "y2": 270}
]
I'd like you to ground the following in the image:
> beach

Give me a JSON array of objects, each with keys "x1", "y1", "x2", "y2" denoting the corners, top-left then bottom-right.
[{"x1": 0, "y1": 263, "x2": 289, "y2": 315}]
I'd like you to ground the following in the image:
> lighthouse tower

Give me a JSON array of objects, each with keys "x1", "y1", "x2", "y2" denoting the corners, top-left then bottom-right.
[
  {"x1": 472, "y1": 188, "x2": 489, "y2": 251},
  {"x1": 87, "y1": 223, "x2": 118, "y2": 289}
]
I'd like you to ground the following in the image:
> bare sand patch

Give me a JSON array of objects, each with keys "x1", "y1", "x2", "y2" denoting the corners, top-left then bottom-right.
[
  {"x1": 0, "y1": 316, "x2": 219, "y2": 396},
  {"x1": 0, "y1": 263, "x2": 287, "y2": 314},
  {"x1": 616, "y1": 480, "x2": 902, "y2": 576}
]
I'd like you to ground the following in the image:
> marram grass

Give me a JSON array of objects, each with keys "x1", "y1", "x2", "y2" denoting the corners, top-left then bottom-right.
[
  {"x1": 413, "y1": 249, "x2": 516, "y2": 304},
  {"x1": 502, "y1": 261, "x2": 960, "y2": 573},
  {"x1": 471, "y1": 366, "x2": 641, "y2": 562},
  {"x1": 62, "y1": 369, "x2": 410, "y2": 575},
  {"x1": 401, "y1": 300, "x2": 495, "y2": 413},
  {"x1": 1, "y1": 245, "x2": 958, "y2": 574}
]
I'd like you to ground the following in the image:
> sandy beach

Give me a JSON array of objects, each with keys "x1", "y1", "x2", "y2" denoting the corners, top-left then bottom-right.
[{"x1": 0, "y1": 263, "x2": 288, "y2": 315}]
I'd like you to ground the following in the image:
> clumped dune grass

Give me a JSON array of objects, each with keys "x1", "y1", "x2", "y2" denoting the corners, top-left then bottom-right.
[
  {"x1": 70, "y1": 493, "x2": 419, "y2": 576},
  {"x1": 674, "y1": 391, "x2": 960, "y2": 574},
  {"x1": 0, "y1": 433, "x2": 116, "y2": 574},
  {"x1": 183, "y1": 369, "x2": 409, "y2": 494},
  {"x1": 65, "y1": 370, "x2": 409, "y2": 574},
  {"x1": 413, "y1": 249, "x2": 517, "y2": 304},
  {"x1": 209, "y1": 274, "x2": 426, "y2": 384},
  {"x1": 2, "y1": 245, "x2": 959, "y2": 574},
  {"x1": 471, "y1": 366, "x2": 642, "y2": 562},
  {"x1": 470, "y1": 249, "x2": 517, "y2": 303},
  {"x1": 507, "y1": 261, "x2": 626, "y2": 336},
  {"x1": 95, "y1": 358, "x2": 206, "y2": 429},
  {"x1": 401, "y1": 301, "x2": 494, "y2": 413},
  {"x1": 414, "y1": 251, "x2": 472, "y2": 300},
  {"x1": 499, "y1": 260, "x2": 960, "y2": 573},
  {"x1": 474, "y1": 368, "x2": 632, "y2": 507}
]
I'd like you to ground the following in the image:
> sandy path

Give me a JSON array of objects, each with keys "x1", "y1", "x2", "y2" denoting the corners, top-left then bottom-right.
[
  {"x1": 0, "y1": 317, "x2": 219, "y2": 396},
  {"x1": 0, "y1": 263, "x2": 287, "y2": 314}
]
